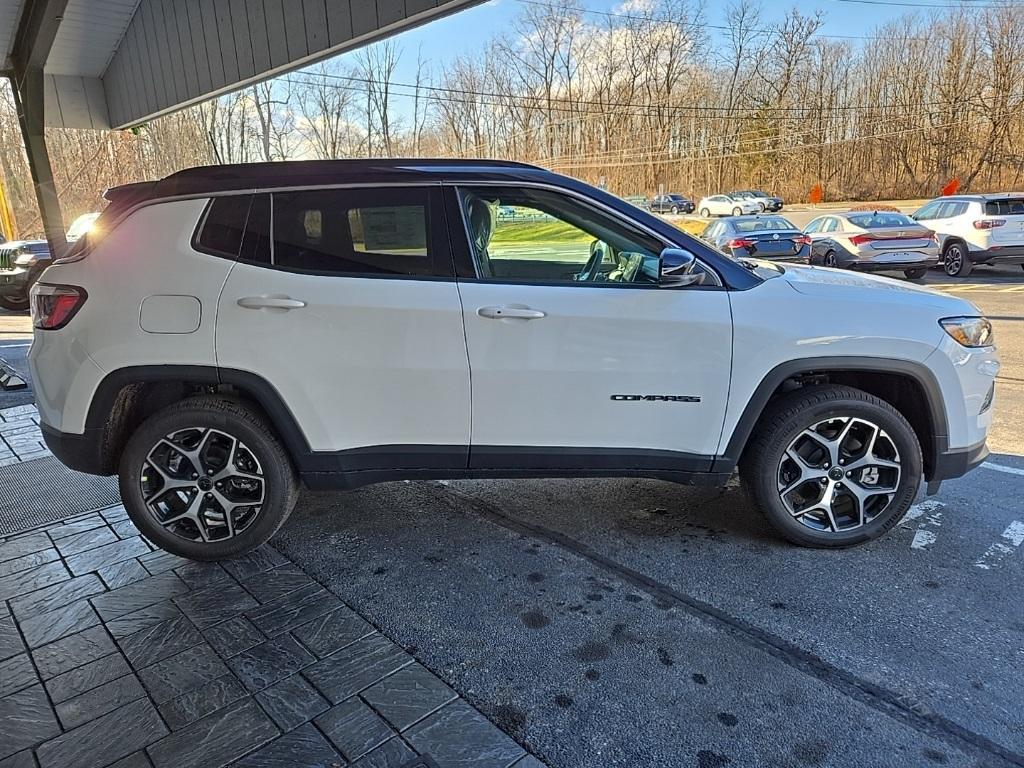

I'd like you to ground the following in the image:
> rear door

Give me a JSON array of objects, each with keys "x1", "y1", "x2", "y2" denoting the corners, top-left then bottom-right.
[
  {"x1": 215, "y1": 187, "x2": 471, "y2": 471},
  {"x1": 450, "y1": 184, "x2": 733, "y2": 471}
]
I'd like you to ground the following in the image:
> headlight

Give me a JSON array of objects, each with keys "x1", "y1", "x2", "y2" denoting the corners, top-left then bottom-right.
[
  {"x1": 12, "y1": 252, "x2": 35, "y2": 267},
  {"x1": 940, "y1": 316, "x2": 994, "y2": 348}
]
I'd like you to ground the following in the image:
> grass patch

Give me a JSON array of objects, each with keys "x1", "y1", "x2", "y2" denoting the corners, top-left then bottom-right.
[
  {"x1": 669, "y1": 218, "x2": 708, "y2": 236},
  {"x1": 491, "y1": 220, "x2": 593, "y2": 244}
]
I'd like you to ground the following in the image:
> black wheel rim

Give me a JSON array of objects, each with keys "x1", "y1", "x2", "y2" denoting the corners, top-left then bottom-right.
[
  {"x1": 778, "y1": 416, "x2": 902, "y2": 534},
  {"x1": 140, "y1": 427, "x2": 266, "y2": 543}
]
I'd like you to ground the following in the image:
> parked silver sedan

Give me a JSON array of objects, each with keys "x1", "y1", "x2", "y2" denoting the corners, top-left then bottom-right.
[{"x1": 804, "y1": 211, "x2": 939, "y2": 278}]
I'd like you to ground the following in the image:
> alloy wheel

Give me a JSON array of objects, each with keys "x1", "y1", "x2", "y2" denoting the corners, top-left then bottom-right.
[
  {"x1": 140, "y1": 427, "x2": 266, "y2": 543},
  {"x1": 824, "y1": 251, "x2": 837, "y2": 267},
  {"x1": 944, "y1": 245, "x2": 963, "y2": 276},
  {"x1": 777, "y1": 416, "x2": 901, "y2": 533}
]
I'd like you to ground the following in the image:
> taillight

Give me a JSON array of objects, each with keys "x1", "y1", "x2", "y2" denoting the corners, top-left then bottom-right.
[
  {"x1": 925, "y1": 230, "x2": 939, "y2": 245},
  {"x1": 795, "y1": 235, "x2": 812, "y2": 246},
  {"x1": 849, "y1": 234, "x2": 874, "y2": 246},
  {"x1": 727, "y1": 238, "x2": 755, "y2": 249},
  {"x1": 31, "y1": 284, "x2": 87, "y2": 330},
  {"x1": 973, "y1": 219, "x2": 1005, "y2": 230}
]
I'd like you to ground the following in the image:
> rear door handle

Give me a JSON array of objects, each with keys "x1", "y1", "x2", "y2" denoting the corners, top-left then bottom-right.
[
  {"x1": 237, "y1": 296, "x2": 307, "y2": 310},
  {"x1": 477, "y1": 306, "x2": 546, "y2": 320}
]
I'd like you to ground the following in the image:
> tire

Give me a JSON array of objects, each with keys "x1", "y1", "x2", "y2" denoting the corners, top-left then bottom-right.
[
  {"x1": 758, "y1": 203, "x2": 766, "y2": 212},
  {"x1": 671, "y1": 205, "x2": 679, "y2": 215},
  {"x1": 740, "y1": 385, "x2": 922, "y2": 548},
  {"x1": 943, "y1": 242, "x2": 972, "y2": 277},
  {"x1": 700, "y1": 207, "x2": 711, "y2": 218},
  {"x1": 0, "y1": 292, "x2": 30, "y2": 312},
  {"x1": 903, "y1": 267, "x2": 927, "y2": 279},
  {"x1": 118, "y1": 396, "x2": 299, "y2": 561},
  {"x1": 824, "y1": 250, "x2": 838, "y2": 268},
  {"x1": 732, "y1": 207, "x2": 742, "y2": 216}
]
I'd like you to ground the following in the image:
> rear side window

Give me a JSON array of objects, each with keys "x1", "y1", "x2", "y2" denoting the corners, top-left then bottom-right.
[
  {"x1": 984, "y1": 198, "x2": 1024, "y2": 216},
  {"x1": 270, "y1": 189, "x2": 433, "y2": 276},
  {"x1": 196, "y1": 195, "x2": 252, "y2": 257}
]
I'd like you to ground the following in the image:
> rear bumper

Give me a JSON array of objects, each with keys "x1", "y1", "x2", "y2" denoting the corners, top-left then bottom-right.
[
  {"x1": 967, "y1": 246, "x2": 1024, "y2": 264},
  {"x1": 40, "y1": 422, "x2": 111, "y2": 476},
  {"x1": 932, "y1": 438, "x2": 989, "y2": 481},
  {"x1": 847, "y1": 257, "x2": 939, "y2": 272}
]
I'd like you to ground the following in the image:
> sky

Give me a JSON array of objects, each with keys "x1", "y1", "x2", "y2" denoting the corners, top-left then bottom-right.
[{"x1": 326, "y1": 0, "x2": 961, "y2": 85}]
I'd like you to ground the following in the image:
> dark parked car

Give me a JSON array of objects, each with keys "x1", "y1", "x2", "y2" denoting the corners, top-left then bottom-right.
[
  {"x1": 650, "y1": 194, "x2": 695, "y2": 215},
  {"x1": 700, "y1": 215, "x2": 810, "y2": 262},
  {"x1": 0, "y1": 239, "x2": 51, "y2": 311}
]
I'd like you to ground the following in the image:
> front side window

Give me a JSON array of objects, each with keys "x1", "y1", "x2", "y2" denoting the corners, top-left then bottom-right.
[
  {"x1": 913, "y1": 201, "x2": 941, "y2": 220},
  {"x1": 804, "y1": 218, "x2": 824, "y2": 234},
  {"x1": 269, "y1": 188, "x2": 433, "y2": 276},
  {"x1": 458, "y1": 186, "x2": 662, "y2": 285}
]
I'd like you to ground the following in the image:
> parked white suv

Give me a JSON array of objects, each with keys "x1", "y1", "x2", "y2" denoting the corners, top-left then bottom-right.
[
  {"x1": 30, "y1": 160, "x2": 998, "y2": 559},
  {"x1": 912, "y1": 194, "x2": 1024, "y2": 277}
]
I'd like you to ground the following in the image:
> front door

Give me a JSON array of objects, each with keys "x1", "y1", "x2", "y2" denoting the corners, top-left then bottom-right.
[
  {"x1": 215, "y1": 187, "x2": 471, "y2": 472},
  {"x1": 451, "y1": 185, "x2": 733, "y2": 472}
]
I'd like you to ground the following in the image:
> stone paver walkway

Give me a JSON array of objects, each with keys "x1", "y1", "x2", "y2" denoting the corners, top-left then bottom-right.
[
  {"x1": 0, "y1": 404, "x2": 50, "y2": 466},
  {"x1": 0, "y1": 503, "x2": 541, "y2": 768}
]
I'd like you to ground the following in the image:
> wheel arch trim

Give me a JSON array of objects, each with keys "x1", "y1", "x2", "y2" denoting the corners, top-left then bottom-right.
[
  {"x1": 85, "y1": 365, "x2": 313, "y2": 463},
  {"x1": 718, "y1": 356, "x2": 949, "y2": 471}
]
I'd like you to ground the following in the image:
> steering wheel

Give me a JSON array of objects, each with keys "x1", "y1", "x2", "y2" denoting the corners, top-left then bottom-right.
[{"x1": 577, "y1": 240, "x2": 608, "y2": 282}]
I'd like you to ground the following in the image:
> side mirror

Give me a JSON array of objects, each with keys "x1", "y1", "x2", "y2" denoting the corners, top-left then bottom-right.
[{"x1": 659, "y1": 248, "x2": 703, "y2": 287}]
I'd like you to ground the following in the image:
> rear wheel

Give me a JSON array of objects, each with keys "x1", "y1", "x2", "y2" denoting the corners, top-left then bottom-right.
[
  {"x1": 119, "y1": 397, "x2": 299, "y2": 561},
  {"x1": 943, "y1": 242, "x2": 972, "y2": 277},
  {"x1": 671, "y1": 205, "x2": 679, "y2": 214},
  {"x1": 0, "y1": 292, "x2": 29, "y2": 312},
  {"x1": 903, "y1": 267, "x2": 927, "y2": 279},
  {"x1": 740, "y1": 385, "x2": 922, "y2": 548},
  {"x1": 700, "y1": 207, "x2": 711, "y2": 217},
  {"x1": 824, "y1": 250, "x2": 838, "y2": 268},
  {"x1": 758, "y1": 202, "x2": 766, "y2": 212},
  {"x1": 732, "y1": 207, "x2": 742, "y2": 216}
]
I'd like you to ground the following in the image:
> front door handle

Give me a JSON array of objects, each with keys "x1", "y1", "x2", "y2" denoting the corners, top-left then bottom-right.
[
  {"x1": 237, "y1": 296, "x2": 307, "y2": 310},
  {"x1": 477, "y1": 306, "x2": 546, "y2": 320}
]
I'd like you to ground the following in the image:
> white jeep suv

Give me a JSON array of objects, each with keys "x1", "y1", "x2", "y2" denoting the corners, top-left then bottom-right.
[
  {"x1": 912, "y1": 194, "x2": 1024, "y2": 277},
  {"x1": 30, "y1": 160, "x2": 998, "y2": 560}
]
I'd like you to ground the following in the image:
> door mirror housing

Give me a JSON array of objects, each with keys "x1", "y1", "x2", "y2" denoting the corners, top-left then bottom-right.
[{"x1": 659, "y1": 248, "x2": 703, "y2": 287}]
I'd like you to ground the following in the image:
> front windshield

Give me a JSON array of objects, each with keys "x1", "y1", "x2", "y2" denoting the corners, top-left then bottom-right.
[{"x1": 733, "y1": 216, "x2": 797, "y2": 232}]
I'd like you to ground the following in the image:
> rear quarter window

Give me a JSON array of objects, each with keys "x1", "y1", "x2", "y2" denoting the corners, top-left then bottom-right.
[
  {"x1": 196, "y1": 195, "x2": 252, "y2": 258},
  {"x1": 984, "y1": 198, "x2": 1024, "y2": 216}
]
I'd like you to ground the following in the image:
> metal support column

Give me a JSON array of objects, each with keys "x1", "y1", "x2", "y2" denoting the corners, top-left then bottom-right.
[{"x1": 9, "y1": 70, "x2": 65, "y2": 255}]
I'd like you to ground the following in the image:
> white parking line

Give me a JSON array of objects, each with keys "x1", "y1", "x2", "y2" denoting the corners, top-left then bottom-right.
[
  {"x1": 982, "y1": 461, "x2": 1024, "y2": 477},
  {"x1": 903, "y1": 500, "x2": 944, "y2": 550},
  {"x1": 974, "y1": 521, "x2": 1024, "y2": 570}
]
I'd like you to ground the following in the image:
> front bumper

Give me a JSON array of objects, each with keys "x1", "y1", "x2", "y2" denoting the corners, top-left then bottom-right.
[
  {"x1": 932, "y1": 437, "x2": 989, "y2": 481},
  {"x1": 0, "y1": 267, "x2": 30, "y2": 296}
]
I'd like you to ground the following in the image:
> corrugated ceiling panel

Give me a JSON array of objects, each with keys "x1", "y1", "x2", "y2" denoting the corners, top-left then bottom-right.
[
  {"x1": 46, "y1": 0, "x2": 141, "y2": 77},
  {"x1": 0, "y1": 0, "x2": 26, "y2": 69}
]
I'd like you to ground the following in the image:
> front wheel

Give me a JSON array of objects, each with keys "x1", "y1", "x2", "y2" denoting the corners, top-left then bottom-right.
[
  {"x1": 903, "y1": 267, "x2": 927, "y2": 279},
  {"x1": 700, "y1": 207, "x2": 711, "y2": 217},
  {"x1": 0, "y1": 292, "x2": 30, "y2": 312},
  {"x1": 943, "y1": 242, "x2": 972, "y2": 277},
  {"x1": 670, "y1": 205, "x2": 679, "y2": 215},
  {"x1": 740, "y1": 385, "x2": 922, "y2": 548},
  {"x1": 119, "y1": 396, "x2": 299, "y2": 561}
]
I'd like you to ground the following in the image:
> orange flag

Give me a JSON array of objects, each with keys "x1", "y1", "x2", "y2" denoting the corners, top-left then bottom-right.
[
  {"x1": 941, "y1": 178, "x2": 960, "y2": 196},
  {"x1": 809, "y1": 184, "x2": 823, "y2": 204}
]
